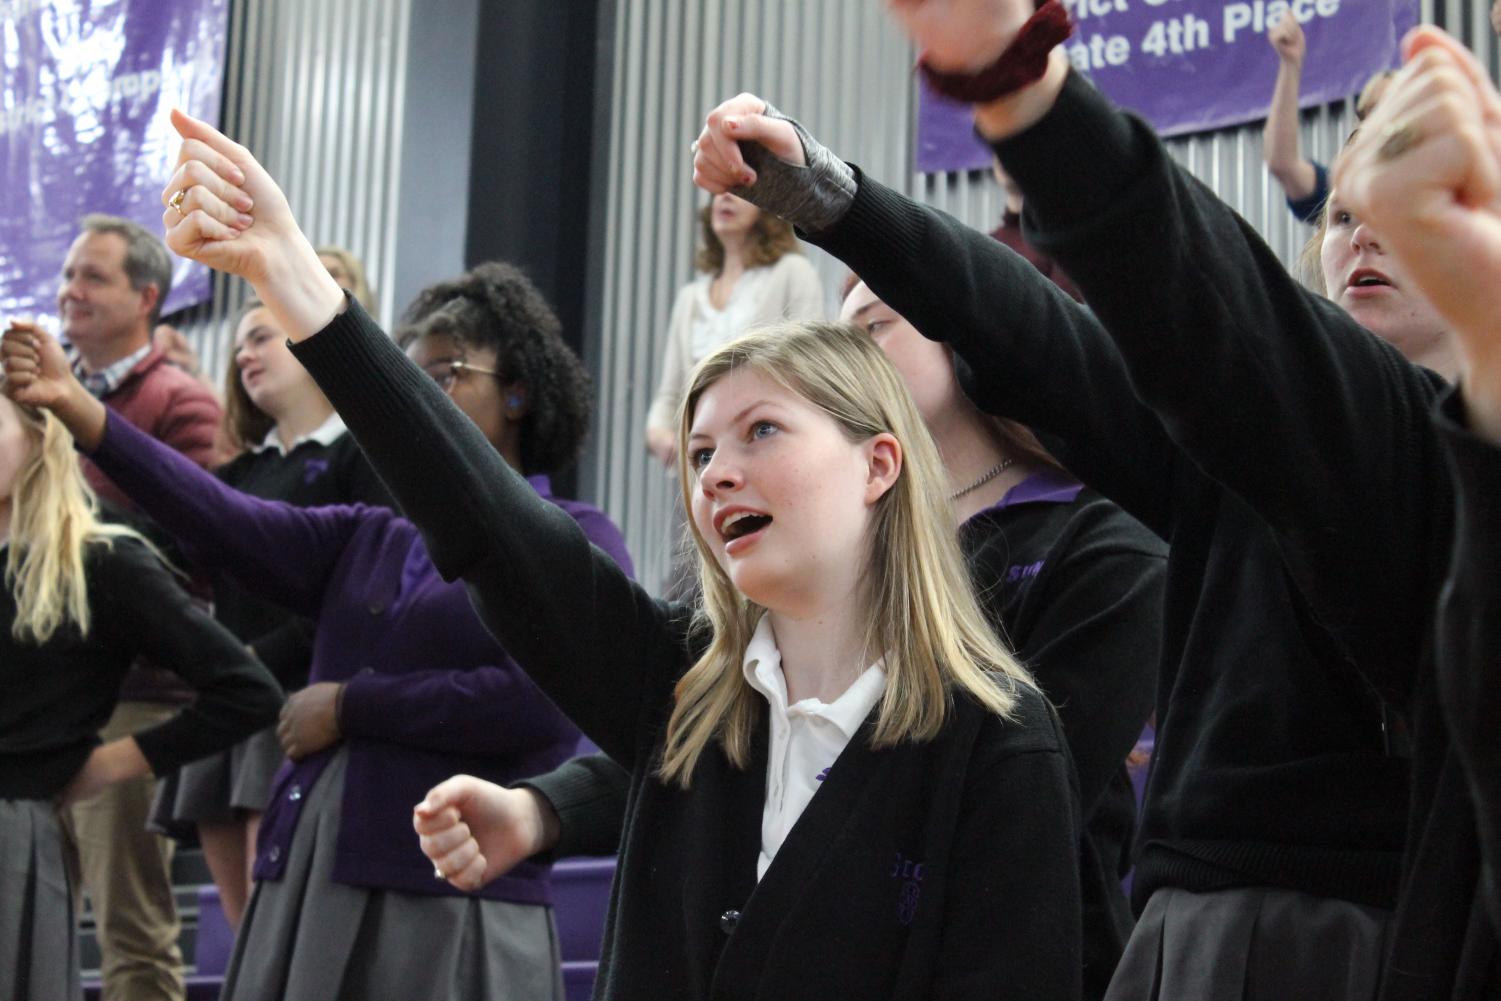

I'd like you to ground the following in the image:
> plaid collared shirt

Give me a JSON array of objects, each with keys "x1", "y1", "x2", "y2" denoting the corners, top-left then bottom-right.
[{"x1": 74, "y1": 343, "x2": 152, "y2": 399}]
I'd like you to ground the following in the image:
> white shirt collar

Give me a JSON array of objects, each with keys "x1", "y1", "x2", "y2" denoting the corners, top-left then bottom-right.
[
  {"x1": 741, "y1": 616, "x2": 887, "y2": 739},
  {"x1": 252, "y1": 411, "x2": 348, "y2": 455}
]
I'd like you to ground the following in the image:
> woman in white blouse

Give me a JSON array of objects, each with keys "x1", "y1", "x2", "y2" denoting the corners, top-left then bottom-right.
[{"x1": 644, "y1": 193, "x2": 824, "y2": 467}]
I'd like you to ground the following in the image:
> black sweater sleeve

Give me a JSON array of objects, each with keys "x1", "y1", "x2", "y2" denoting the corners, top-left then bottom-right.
[
  {"x1": 289, "y1": 302, "x2": 688, "y2": 770},
  {"x1": 1013, "y1": 511, "x2": 1163, "y2": 818},
  {"x1": 95, "y1": 539, "x2": 283, "y2": 774},
  {"x1": 519, "y1": 752, "x2": 631, "y2": 859},
  {"x1": 810, "y1": 171, "x2": 1178, "y2": 540},
  {"x1": 1433, "y1": 389, "x2": 1501, "y2": 930},
  {"x1": 985, "y1": 70, "x2": 1452, "y2": 707}
]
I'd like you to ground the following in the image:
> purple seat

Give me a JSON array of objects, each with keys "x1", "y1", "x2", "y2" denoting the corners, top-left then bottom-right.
[
  {"x1": 552, "y1": 857, "x2": 616, "y2": 962},
  {"x1": 194, "y1": 885, "x2": 235, "y2": 977},
  {"x1": 563, "y1": 960, "x2": 598, "y2": 1001}
]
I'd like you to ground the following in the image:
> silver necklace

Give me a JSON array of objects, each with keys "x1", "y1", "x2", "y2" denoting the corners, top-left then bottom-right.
[{"x1": 949, "y1": 457, "x2": 1015, "y2": 501}]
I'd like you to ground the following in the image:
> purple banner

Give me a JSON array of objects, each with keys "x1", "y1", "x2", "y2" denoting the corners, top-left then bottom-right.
[
  {"x1": 918, "y1": 0, "x2": 1420, "y2": 173},
  {"x1": 1, "y1": 0, "x2": 230, "y2": 322}
]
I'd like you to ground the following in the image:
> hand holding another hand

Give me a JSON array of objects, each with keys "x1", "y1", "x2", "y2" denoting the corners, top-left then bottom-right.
[{"x1": 1334, "y1": 28, "x2": 1501, "y2": 438}]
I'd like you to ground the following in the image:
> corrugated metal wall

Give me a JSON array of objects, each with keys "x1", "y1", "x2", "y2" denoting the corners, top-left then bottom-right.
[
  {"x1": 173, "y1": 0, "x2": 411, "y2": 382},
  {"x1": 586, "y1": 0, "x2": 1497, "y2": 595}
]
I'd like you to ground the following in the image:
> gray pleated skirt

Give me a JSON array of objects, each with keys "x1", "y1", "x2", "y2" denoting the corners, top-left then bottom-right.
[
  {"x1": 221, "y1": 748, "x2": 563, "y2": 1001},
  {"x1": 150, "y1": 725, "x2": 284, "y2": 837},
  {"x1": 1104, "y1": 886, "x2": 1391, "y2": 1001},
  {"x1": 0, "y1": 798, "x2": 81, "y2": 1001}
]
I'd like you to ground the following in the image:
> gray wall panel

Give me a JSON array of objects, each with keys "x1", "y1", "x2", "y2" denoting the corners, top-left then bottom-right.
[
  {"x1": 588, "y1": 0, "x2": 1494, "y2": 595},
  {"x1": 172, "y1": 0, "x2": 476, "y2": 389}
]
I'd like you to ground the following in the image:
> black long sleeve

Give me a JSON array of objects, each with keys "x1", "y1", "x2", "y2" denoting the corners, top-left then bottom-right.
[
  {"x1": 1434, "y1": 392, "x2": 1501, "y2": 934},
  {"x1": 0, "y1": 537, "x2": 283, "y2": 799}
]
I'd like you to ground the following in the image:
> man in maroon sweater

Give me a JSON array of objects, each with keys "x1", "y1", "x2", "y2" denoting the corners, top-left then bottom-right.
[{"x1": 58, "y1": 214, "x2": 222, "y2": 1001}]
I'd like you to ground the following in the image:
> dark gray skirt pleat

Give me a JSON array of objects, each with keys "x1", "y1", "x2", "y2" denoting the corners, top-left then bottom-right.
[
  {"x1": 151, "y1": 726, "x2": 284, "y2": 836},
  {"x1": 1104, "y1": 886, "x2": 1390, "y2": 1001},
  {"x1": 0, "y1": 798, "x2": 81, "y2": 1001},
  {"x1": 221, "y1": 747, "x2": 563, "y2": 1001}
]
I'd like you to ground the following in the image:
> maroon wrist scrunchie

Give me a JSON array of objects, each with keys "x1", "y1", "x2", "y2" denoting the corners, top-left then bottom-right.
[{"x1": 918, "y1": 0, "x2": 1074, "y2": 104}]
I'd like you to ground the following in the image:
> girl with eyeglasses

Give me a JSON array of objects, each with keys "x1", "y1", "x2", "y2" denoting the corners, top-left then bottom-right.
[{"x1": 1, "y1": 260, "x2": 632, "y2": 1001}]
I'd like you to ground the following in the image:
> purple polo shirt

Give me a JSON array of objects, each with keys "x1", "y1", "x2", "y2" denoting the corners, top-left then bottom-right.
[
  {"x1": 966, "y1": 468, "x2": 1085, "y2": 521},
  {"x1": 91, "y1": 412, "x2": 634, "y2": 903}
]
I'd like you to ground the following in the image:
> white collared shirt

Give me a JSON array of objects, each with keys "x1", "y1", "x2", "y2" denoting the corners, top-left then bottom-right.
[
  {"x1": 252, "y1": 411, "x2": 348, "y2": 455},
  {"x1": 741, "y1": 616, "x2": 887, "y2": 880}
]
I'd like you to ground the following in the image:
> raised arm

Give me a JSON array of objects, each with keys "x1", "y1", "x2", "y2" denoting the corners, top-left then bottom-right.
[
  {"x1": 1, "y1": 325, "x2": 363, "y2": 619},
  {"x1": 873, "y1": 4, "x2": 1452, "y2": 702},
  {"x1": 149, "y1": 111, "x2": 688, "y2": 765},
  {"x1": 1339, "y1": 29, "x2": 1501, "y2": 923},
  {"x1": 692, "y1": 96, "x2": 1178, "y2": 536},
  {"x1": 1263, "y1": 12, "x2": 1327, "y2": 221}
]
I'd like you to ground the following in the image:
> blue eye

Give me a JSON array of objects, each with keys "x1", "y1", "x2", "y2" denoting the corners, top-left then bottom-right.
[
  {"x1": 751, "y1": 421, "x2": 777, "y2": 440},
  {"x1": 690, "y1": 447, "x2": 715, "y2": 469}
]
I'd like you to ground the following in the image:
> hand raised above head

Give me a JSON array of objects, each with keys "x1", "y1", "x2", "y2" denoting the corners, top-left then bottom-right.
[
  {"x1": 692, "y1": 93, "x2": 805, "y2": 195},
  {"x1": 162, "y1": 110, "x2": 344, "y2": 341},
  {"x1": 1268, "y1": 10, "x2": 1306, "y2": 66},
  {"x1": 887, "y1": 0, "x2": 1036, "y2": 75},
  {"x1": 2, "y1": 320, "x2": 79, "y2": 411},
  {"x1": 1334, "y1": 27, "x2": 1501, "y2": 433}
]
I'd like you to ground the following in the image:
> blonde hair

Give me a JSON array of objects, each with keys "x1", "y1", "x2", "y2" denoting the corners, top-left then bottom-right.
[
  {"x1": 2, "y1": 394, "x2": 146, "y2": 643},
  {"x1": 658, "y1": 321, "x2": 1036, "y2": 787},
  {"x1": 315, "y1": 245, "x2": 377, "y2": 315}
]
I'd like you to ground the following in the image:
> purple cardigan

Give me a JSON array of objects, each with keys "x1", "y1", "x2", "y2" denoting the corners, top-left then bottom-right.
[{"x1": 89, "y1": 411, "x2": 634, "y2": 903}]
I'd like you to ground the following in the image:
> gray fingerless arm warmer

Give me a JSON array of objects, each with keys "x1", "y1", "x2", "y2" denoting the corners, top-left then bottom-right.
[{"x1": 731, "y1": 103, "x2": 856, "y2": 236}]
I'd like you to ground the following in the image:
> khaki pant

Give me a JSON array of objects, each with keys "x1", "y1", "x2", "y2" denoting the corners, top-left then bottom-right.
[{"x1": 63, "y1": 701, "x2": 185, "y2": 1001}]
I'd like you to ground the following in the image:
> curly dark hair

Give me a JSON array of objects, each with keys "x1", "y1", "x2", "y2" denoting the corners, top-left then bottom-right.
[{"x1": 396, "y1": 262, "x2": 592, "y2": 476}]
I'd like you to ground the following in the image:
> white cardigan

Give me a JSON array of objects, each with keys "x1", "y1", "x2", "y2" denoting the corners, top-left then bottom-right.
[{"x1": 645, "y1": 253, "x2": 825, "y2": 433}]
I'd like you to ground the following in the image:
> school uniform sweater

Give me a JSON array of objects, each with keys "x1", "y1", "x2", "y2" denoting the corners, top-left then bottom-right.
[
  {"x1": 291, "y1": 299, "x2": 1086, "y2": 1001},
  {"x1": 212, "y1": 427, "x2": 393, "y2": 686},
  {"x1": 528, "y1": 470, "x2": 1163, "y2": 999},
  {"x1": 0, "y1": 537, "x2": 282, "y2": 801},
  {"x1": 808, "y1": 69, "x2": 1475, "y2": 998},
  {"x1": 1420, "y1": 390, "x2": 1501, "y2": 998},
  {"x1": 86, "y1": 412, "x2": 623, "y2": 903}
]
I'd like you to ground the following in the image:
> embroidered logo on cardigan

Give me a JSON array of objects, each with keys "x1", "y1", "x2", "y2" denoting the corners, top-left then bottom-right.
[
  {"x1": 1006, "y1": 559, "x2": 1045, "y2": 583},
  {"x1": 891, "y1": 852, "x2": 924, "y2": 926}
]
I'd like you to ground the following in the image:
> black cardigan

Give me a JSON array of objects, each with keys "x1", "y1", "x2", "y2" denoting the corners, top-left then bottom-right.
[
  {"x1": 0, "y1": 537, "x2": 283, "y2": 800},
  {"x1": 530, "y1": 477, "x2": 1164, "y2": 1000},
  {"x1": 291, "y1": 302, "x2": 1085, "y2": 1000},
  {"x1": 803, "y1": 70, "x2": 1482, "y2": 996},
  {"x1": 1428, "y1": 392, "x2": 1501, "y2": 996}
]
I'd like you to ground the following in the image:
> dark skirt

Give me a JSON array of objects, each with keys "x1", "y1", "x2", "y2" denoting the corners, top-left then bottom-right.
[
  {"x1": 1104, "y1": 886, "x2": 1390, "y2": 1001},
  {"x1": 0, "y1": 798, "x2": 81, "y2": 1001},
  {"x1": 149, "y1": 725, "x2": 283, "y2": 838},
  {"x1": 221, "y1": 747, "x2": 563, "y2": 1001}
]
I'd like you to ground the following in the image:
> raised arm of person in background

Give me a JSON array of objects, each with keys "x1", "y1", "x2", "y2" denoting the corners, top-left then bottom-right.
[
  {"x1": 1263, "y1": 11, "x2": 1330, "y2": 223},
  {"x1": 1336, "y1": 29, "x2": 1501, "y2": 927},
  {"x1": 1260, "y1": 10, "x2": 1332, "y2": 220}
]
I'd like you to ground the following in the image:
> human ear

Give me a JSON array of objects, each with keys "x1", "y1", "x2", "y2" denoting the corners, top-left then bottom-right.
[{"x1": 864, "y1": 433, "x2": 902, "y2": 505}]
